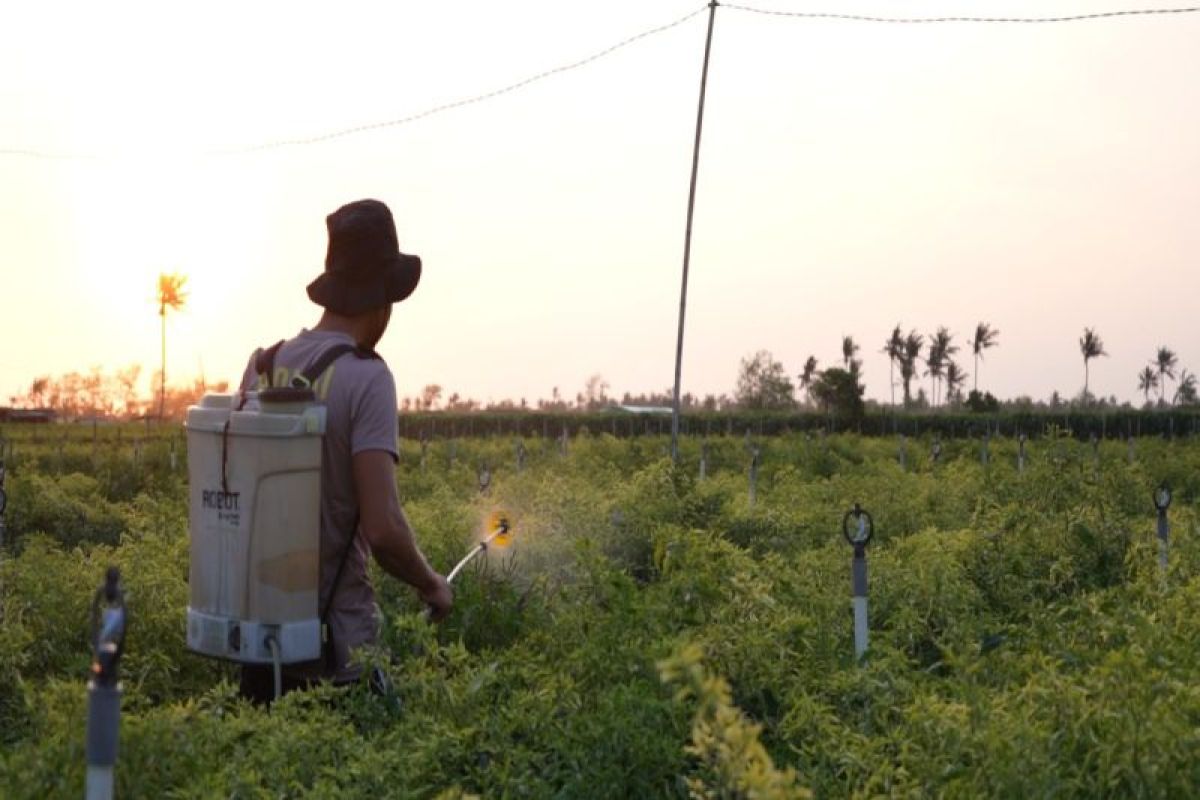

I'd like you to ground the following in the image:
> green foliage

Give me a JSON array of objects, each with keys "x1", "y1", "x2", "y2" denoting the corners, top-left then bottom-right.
[
  {"x1": 735, "y1": 350, "x2": 796, "y2": 411},
  {"x1": 809, "y1": 367, "x2": 865, "y2": 419},
  {"x1": 1, "y1": 425, "x2": 1198, "y2": 796},
  {"x1": 659, "y1": 643, "x2": 809, "y2": 799}
]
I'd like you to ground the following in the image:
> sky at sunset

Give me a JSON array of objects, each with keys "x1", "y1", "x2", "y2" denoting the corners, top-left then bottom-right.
[{"x1": 2, "y1": 0, "x2": 1197, "y2": 409}]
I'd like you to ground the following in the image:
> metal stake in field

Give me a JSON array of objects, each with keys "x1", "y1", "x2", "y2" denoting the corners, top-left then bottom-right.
[
  {"x1": 897, "y1": 434, "x2": 907, "y2": 471},
  {"x1": 0, "y1": 458, "x2": 7, "y2": 548},
  {"x1": 747, "y1": 445, "x2": 760, "y2": 507},
  {"x1": 980, "y1": 432, "x2": 990, "y2": 467},
  {"x1": 514, "y1": 439, "x2": 527, "y2": 473},
  {"x1": 699, "y1": 441, "x2": 709, "y2": 481},
  {"x1": 86, "y1": 567, "x2": 126, "y2": 800},
  {"x1": 670, "y1": 0, "x2": 719, "y2": 464},
  {"x1": 843, "y1": 504, "x2": 874, "y2": 661},
  {"x1": 1154, "y1": 485, "x2": 1172, "y2": 574},
  {"x1": 1018, "y1": 433, "x2": 1027, "y2": 473}
]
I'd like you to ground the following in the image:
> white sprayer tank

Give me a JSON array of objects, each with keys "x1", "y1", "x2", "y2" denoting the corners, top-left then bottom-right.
[{"x1": 185, "y1": 392, "x2": 326, "y2": 664}]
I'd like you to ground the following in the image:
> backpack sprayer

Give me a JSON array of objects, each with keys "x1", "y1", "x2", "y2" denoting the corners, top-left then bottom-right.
[
  {"x1": 184, "y1": 359, "x2": 519, "y2": 701},
  {"x1": 184, "y1": 389, "x2": 326, "y2": 678}
]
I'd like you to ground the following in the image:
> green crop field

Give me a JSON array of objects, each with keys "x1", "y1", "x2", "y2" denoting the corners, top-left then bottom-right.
[{"x1": 2, "y1": 426, "x2": 1199, "y2": 798}]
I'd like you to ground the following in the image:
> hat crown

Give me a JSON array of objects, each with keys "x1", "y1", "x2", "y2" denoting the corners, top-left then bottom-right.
[
  {"x1": 307, "y1": 198, "x2": 422, "y2": 315},
  {"x1": 325, "y1": 199, "x2": 400, "y2": 276}
]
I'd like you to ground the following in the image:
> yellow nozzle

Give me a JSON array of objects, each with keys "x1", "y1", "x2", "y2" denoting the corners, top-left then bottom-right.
[{"x1": 488, "y1": 510, "x2": 513, "y2": 548}]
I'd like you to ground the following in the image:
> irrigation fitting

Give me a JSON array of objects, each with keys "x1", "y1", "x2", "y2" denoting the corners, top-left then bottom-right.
[
  {"x1": 86, "y1": 567, "x2": 127, "y2": 800},
  {"x1": 1154, "y1": 484, "x2": 1172, "y2": 573},
  {"x1": 842, "y1": 504, "x2": 874, "y2": 661}
]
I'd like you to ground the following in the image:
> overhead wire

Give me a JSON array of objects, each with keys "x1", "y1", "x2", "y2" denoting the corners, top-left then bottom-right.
[
  {"x1": 722, "y1": 3, "x2": 1200, "y2": 24},
  {"x1": 1, "y1": 3, "x2": 1199, "y2": 160},
  {"x1": 205, "y1": 5, "x2": 709, "y2": 156}
]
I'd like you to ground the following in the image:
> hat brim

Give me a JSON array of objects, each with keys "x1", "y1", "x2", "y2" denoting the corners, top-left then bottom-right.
[{"x1": 306, "y1": 254, "x2": 422, "y2": 316}]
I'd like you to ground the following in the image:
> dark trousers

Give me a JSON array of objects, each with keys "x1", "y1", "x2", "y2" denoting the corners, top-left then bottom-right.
[
  {"x1": 238, "y1": 664, "x2": 392, "y2": 706},
  {"x1": 238, "y1": 665, "x2": 323, "y2": 705}
]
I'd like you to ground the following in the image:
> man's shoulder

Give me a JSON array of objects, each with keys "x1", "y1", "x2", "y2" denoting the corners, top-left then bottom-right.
[{"x1": 242, "y1": 331, "x2": 393, "y2": 397}]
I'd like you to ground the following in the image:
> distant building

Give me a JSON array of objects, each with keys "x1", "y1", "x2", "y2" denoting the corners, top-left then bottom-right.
[
  {"x1": 613, "y1": 405, "x2": 672, "y2": 415},
  {"x1": 0, "y1": 407, "x2": 57, "y2": 423}
]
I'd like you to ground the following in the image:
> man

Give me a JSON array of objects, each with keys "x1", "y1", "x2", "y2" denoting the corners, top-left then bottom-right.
[{"x1": 237, "y1": 199, "x2": 452, "y2": 703}]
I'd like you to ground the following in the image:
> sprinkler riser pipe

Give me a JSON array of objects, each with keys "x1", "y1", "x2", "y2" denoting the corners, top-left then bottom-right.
[
  {"x1": 852, "y1": 597, "x2": 868, "y2": 661},
  {"x1": 86, "y1": 680, "x2": 121, "y2": 800},
  {"x1": 86, "y1": 767, "x2": 114, "y2": 800},
  {"x1": 1158, "y1": 511, "x2": 1169, "y2": 572},
  {"x1": 852, "y1": 555, "x2": 868, "y2": 660}
]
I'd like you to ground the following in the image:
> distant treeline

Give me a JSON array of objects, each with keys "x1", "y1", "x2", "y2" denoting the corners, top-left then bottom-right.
[{"x1": 398, "y1": 408, "x2": 1200, "y2": 441}]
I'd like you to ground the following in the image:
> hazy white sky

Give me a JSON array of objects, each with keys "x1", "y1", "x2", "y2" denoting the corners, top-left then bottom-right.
[{"x1": 1, "y1": 0, "x2": 1197, "y2": 408}]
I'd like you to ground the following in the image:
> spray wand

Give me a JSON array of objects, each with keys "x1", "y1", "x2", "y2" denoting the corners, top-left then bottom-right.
[
  {"x1": 427, "y1": 511, "x2": 513, "y2": 618},
  {"x1": 447, "y1": 512, "x2": 512, "y2": 582}
]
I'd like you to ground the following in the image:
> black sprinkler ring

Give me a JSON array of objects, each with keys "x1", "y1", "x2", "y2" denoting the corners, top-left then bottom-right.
[
  {"x1": 842, "y1": 504, "x2": 874, "y2": 547},
  {"x1": 1154, "y1": 485, "x2": 1172, "y2": 512}
]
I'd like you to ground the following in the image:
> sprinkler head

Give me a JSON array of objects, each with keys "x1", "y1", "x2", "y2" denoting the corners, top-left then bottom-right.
[
  {"x1": 842, "y1": 503, "x2": 874, "y2": 548},
  {"x1": 1154, "y1": 485, "x2": 1172, "y2": 512}
]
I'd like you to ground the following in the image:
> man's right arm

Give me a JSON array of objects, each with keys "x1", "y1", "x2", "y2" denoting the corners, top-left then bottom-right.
[{"x1": 353, "y1": 450, "x2": 453, "y2": 621}]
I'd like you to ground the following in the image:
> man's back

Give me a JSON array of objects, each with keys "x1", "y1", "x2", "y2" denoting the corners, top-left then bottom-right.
[{"x1": 239, "y1": 328, "x2": 399, "y2": 682}]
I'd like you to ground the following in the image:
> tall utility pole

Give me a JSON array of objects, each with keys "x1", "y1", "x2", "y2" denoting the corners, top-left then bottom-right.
[{"x1": 670, "y1": 0, "x2": 719, "y2": 464}]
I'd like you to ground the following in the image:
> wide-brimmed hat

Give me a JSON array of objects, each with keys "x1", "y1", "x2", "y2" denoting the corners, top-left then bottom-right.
[{"x1": 306, "y1": 199, "x2": 422, "y2": 315}]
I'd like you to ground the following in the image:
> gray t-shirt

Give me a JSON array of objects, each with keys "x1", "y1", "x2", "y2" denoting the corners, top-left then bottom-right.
[{"x1": 239, "y1": 329, "x2": 399, "y2": 682}]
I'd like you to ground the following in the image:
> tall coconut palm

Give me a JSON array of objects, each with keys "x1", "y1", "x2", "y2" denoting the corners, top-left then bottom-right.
[
  {"x1": 798, "y1": 356, "x2": 818, "y2": 405},
  {"x1": 900, "y1": 330, "x2": 923, "y2": 407},
  {"x1": 1079, "y1": 327, "x2": 1107, "y2": 402},
  {"x1": 157, "y1": 273, "x2": 188, "y2": 420},
  {"x1": 968, "y1": 322, "x2": 1000, "y2": 394},
  {"x1": 1137, "y1": 366, "x2": 1159, "y2": 406},
  {"x1": 1174, "y1": 369, "x2": 1197, "y2": 405},
  {"x1": 1154, "y1": 346, "x2": 1178, "y2": 405},
  {"x1": 945, "y1": 361, "x2": 968, "y2": 405},
  {"x1": 881, "y1": 325, "x2": 904, "y2": 410},
  {"x1": 841, "y1": 335, "x2": 861, "y2": 374},
  {"x1": 925, "y1": 327, "x2": 957, "y2": 407}
]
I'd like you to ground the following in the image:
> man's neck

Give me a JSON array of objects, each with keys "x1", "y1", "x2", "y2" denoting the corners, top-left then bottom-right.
[{"x1": 313, "y1": 311, "x2": 364, "y2": 347}]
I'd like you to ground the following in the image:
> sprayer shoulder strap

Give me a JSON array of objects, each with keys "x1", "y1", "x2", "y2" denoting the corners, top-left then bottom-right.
[
  {"x1": 255, "y1": 340, "x2": 382, "y2": 390},
  {"x1": 254, "y1": 340, "x2": 286, "y2": 387}
]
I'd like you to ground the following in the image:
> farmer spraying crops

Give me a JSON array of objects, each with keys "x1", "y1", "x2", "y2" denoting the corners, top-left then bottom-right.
[{"x1": 235, "y1": 199, "x2": 452, "y2": 703}]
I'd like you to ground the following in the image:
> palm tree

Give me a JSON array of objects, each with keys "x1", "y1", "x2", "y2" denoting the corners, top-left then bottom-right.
[
  {"x1": 841, "y1": 335, "x2": 861, "y2": 374},
  {"x1": 798, "y1": 356, "x2": 818, "y2": 405},
  {"x1": 157, "y1": 273, "x2": 188, "y2": 420},
  {"x1": 1079, "y1": 327, "x2": 1107, "y2": 402},
  {"x1": 944, "y1": 361, "x2": 968, "y2": 405},
  {"x1": 881, "y1": 325, "x2": 904, "y2": 410},
  {"x1": 900, "y1": 331, "x2": 923, "y2": 407},
  {"x1": 1174, "y1": 369, "x2": 1197, "y2": 405},
  {"x1": 1154, "y1": 346, "x2": 1178, "y2": 405},
  {"x1": 925, "y1": 327, "x2": 957, "y2": 407},
  {"x1": 1137, "y1": 366, "x2": 1159, "y2": 406},
  {"x1": 968, "y1": 322, "x2": 1000, "y2": 394}
]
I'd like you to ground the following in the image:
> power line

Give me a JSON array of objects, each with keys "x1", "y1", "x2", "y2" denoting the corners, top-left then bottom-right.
[
  {"x1": 0, "y1": 5, "x2": 708, "y2": 161},
  {"x1": 0, "y1": 147, "x2": 99, "y2": 162},
  {"x1": 3, "y1": 3, "x2": 1198, "y2": 161},
  {"x1": 723, "y1": 3, "x2": 1200, "y2": 24},
  {"x1": 217, "y1": 5, "x2": 708, "y2": 155}
]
